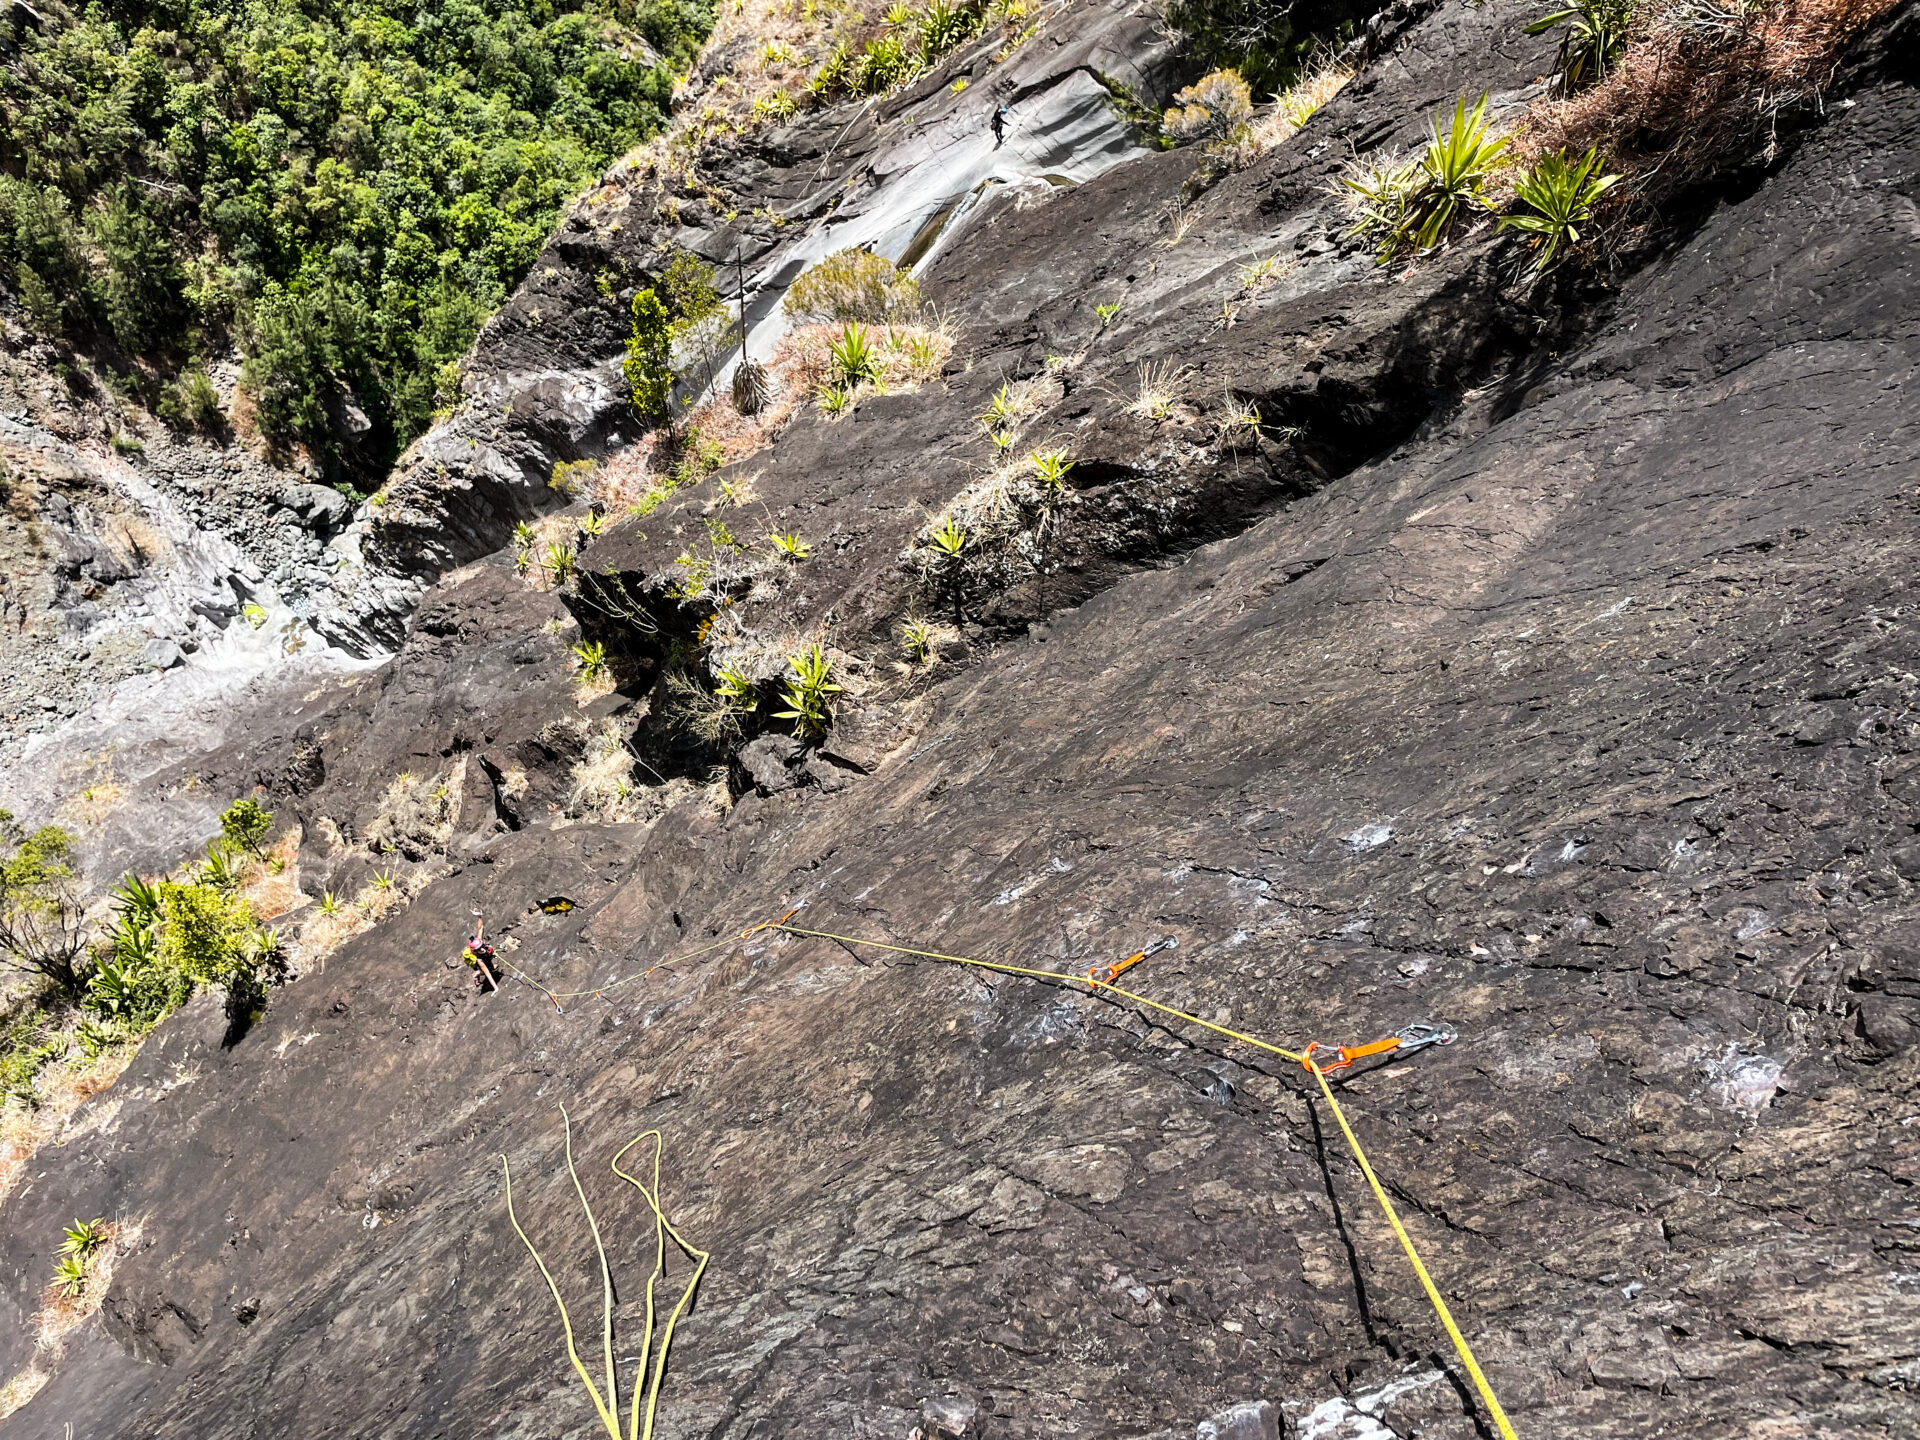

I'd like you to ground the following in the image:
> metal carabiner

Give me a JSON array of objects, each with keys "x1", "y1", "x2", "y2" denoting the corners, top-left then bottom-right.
[{"x1": 1396, "y1": 1021, "x2": 1457, "y2": 1052}]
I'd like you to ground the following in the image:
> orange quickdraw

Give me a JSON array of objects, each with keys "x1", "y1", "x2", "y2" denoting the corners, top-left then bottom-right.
[
  {"x1": 1086, "y1": 936, "x2": 1176, "y2": 986},
  {"x1": 742, "y1": 907, "x2": 802, "y2": 940},
  {"x1": 1301, "y1": 1022, "x2": 1456, "y2": 1074}
]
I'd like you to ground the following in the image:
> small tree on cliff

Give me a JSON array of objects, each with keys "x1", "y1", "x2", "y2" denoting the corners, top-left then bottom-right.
[{"x1": 625, "y1": 287, "x2": 674, "y2": 421}]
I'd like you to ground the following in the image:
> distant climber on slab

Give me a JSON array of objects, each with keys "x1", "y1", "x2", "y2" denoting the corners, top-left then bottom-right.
[
  {"x1": 991, "y1": 102, "x2": 1010, "y2": 148},
  {"x1": 464, "y1": 913, "x2": 498, "y2": 991}
]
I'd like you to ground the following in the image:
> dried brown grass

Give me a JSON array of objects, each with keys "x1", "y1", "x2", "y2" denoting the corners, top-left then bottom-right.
[
  {"x1": 34, "y1": 1218, "x2": 137, "y2": 1348},
  {"x1": 0, "y1": 1366, "x2": 48, "y2": 1422},
  {"x1": 1523, "y1": 0, "x2": 1899, "y2": 201},
  {"x1": 0, "y1": 1044, "x2": 135, "y2": 1201},
  {"x1": 240, "y1": 828, "x2": 306, "y2": 924}
]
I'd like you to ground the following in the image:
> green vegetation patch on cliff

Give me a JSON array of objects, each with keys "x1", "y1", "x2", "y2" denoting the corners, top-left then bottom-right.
[{"x1": 0, "y1": 0, "x2": 716, "y2": 478}]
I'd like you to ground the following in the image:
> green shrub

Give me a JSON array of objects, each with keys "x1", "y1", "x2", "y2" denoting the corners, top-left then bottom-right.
[
  {"x1": 1527, "y1": 0, "x2": 1635, "y2": 95},
  {"x1": 0, "y1": 0, "x2": 715, "y2": 474},
  {"x1": 784, "y1": 250, "x2": 922, "y2": 324},
  {"x1": 625, "y1": 288, "x2": 675, "y2": 419},
  {"x1": 157, "y1": 369, "x2": 223, "y2": 432},
  {"x1": 219, "y1": 797, "x2": 274, "y2": 857},
  {"x1": 1499, "y1": 147, "x2": 1620, "y2": 276},
  {"x1": 94, "y1": 185, "x2": 185, "y2": 352},
  {"x1": 773, "y1": 644, "x2": 842, "y2": 737},
  {"x1": 671, "y1": 430, "x2": 724, "y2": 485},
  {"x1": 1163, "y1": 70, "x2": 1255, "y2": 146},
  {"x1": 0, "y1": 813, "x2": 87, "y2": 995}
]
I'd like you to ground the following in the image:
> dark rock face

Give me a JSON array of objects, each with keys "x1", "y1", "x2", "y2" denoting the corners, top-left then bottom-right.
[{"x1": 4, "y1": 2, "x2": 1920, "y2": 1439}]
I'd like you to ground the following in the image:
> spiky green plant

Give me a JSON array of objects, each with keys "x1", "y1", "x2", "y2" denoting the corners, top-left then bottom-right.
[
  {"x1": 580, "y1": 510, "x2": 607, "y2": 539},
  {"x1": 372, "y1": 869, "x2": 395, "y2": 891},
  {"x1": 1498, "y1": 147, "x2": 1620, "y2": 275},
  {"x1": 51, "y1": 1253, "x2": 87, "y2": 1298},
  {"x1": 112, "y1": 873, "x2": 161, "y2": 930},
  {"x1": 981, "y1": 382, "x2": 1018, "y2": 428},
  {"x1": 1343, "y1": 95, "x2": 1510, "y2": 264},
  {"x1": 59, "y1": 1218, "x2": 108, "y2": 1260},
  {"x1": 1527, "y1": 0, "x2": 1634, "y2": 96},
  {"x1": 500, "y1": 1110, "x2": 710, "y2": 1440},
  {"x1": 901, "y1": 618, "x2": 934, "y2": 664},
  {"x1": 544, "y1": 542, "x2": 578, "y2": 586},
  {"x1": 828, "y1": 322, "x2": 877, "y2": 386},
  {"x1": 199, "y1": 844, "x2": 244, "y2": 892},
  {"x1": 773, "y1": 644, "x2": 842, "y2": 737},
  {"x1": 714, "y1": 667, "x2": 756, "y2": 704},
  {"x1": 928, "y1": 517, "x2": 968, "y2": 559},
  {"x1": 319, "y1": 890, "x2": 343, "y2": 916},
  {"x1": 818, "y1": 383, "x2": 852, "y2": 416},
  {"x1": 1095, "y1": 301, "x2": 1121, "y2": 327},
  {"x1": 1031, "y1": 451, "x2": 1074, "y2": 496},
  {"x1": 573, "y1": 640, "x2": 611, "y2": 683},
  {"x1": 768, "y1": 532, "x2": 812, "y2": 559}
]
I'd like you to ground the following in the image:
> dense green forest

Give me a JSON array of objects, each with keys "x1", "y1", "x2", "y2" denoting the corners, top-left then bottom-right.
[{"x1": 0, "y1": 0, "x2": 714, "y2": 479}]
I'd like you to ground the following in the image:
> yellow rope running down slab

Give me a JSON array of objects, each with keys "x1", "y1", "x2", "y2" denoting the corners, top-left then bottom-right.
[{"x1": 770, "y1": 921, "x2": 1519, "y2": 1440}]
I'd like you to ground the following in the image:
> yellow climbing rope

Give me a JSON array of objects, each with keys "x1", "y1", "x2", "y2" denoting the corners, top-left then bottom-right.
[
  {"x1": 767, "y1": 921, "x2": 1519, "y2": 1440},
  {"x1": 492, "y1": 915, "x2": 788, "y2": 1007},
  {"x1": 498, "y1": 914, "x2": 1518, "y2": 1437}
]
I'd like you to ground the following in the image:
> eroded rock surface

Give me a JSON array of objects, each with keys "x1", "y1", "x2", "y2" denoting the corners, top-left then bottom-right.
[{"x1": 3, "y1": 1, "x2": 1919, "y2": 1438}]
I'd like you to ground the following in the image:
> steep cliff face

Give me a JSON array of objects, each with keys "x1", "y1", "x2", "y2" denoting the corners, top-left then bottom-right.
[{"x1": 3, "y1": 1, "x2": 1919, "y2": 1438}]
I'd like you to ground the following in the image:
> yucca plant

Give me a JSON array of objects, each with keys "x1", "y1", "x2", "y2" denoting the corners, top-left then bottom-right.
[
  {"x1": 1095, "y1": 301, "x2": 1121, "y2": 327},
  {"x1": 1527, "y1": 0, "x2": 1634, "y2": 96},
  {"x1": 829, "y1": 322, "x2": 877, "y2": 386},
  {"x1": 52, "y1": 1254, "x2": 87, "y2": 1298},
  {"x1": 59, "y1": 1217, "x2": 108, "y2": 1260},
  {"x1": 579, "y1": 510, "x2": 607, "y2": 539},
  {"x1": 817, "y1": 383, "x2": 852, "y2": 416},
  {"x1": 768, "y1": 532, "x2": 812, "y2": 559},
  {"x1": 773, "y1": 644, "x2": 842, "y2": 737},
  {"x1": 1031, "y1": 450, "x2": 1074, "y2": 496},
  {"x1": 714, "y1": 666, "x2": 757, "y2": 704},
  {"x1": 1407, "y1": 94, "x2": 1510, "y2": 256},
  {"x1": 113, "y1": 873, "x2": 161, "y2": 930},
  {"x1": 372, "y1": 869, "x2": 395, "y2": 891},
  {"x1": 1344, "y1": 95, "x2": 1510, "y2": 264},
  {"x1": 1499, "y1": 147, "x2": 1620, "y2": 275},
  {"x1": 981, "y1": 382, "x2": 1018, "y2": 428},
  {"x1": 928, "y1": 517, "x2": 968, "y2": 559},
  {"x1": 544, "y1": 541, "x2": 578, "y2": 586},
  {"x1": 919, "y1": 0, "x2": 975, "y2": 55},
  {"x1": 573, "y1": 640, "x2": 611, "y2": 683},
  {"x1": 901, "y1": 618, "x2": 934, "y2": 664},
  {"x1": 319, "y1": 890, "x2": 343, "y2": 916},
  {"x1": 200, "y1": 844, "x2": 244, "y2": 891}
]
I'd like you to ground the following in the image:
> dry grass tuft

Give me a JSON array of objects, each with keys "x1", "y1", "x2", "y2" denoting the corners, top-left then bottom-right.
[
  {"x1": 240, "y1": 827, "x2": 306, "y2": 923},
  {"x1": 0, "y1": 1366, "x2": 48, "y2": 1422},
  {"x1": 1523, "y1": 0, "x2": 1899, "y2": 202},
  {"x1": 287, "y1": 863, "x2": 440, "y2": 973},
  {"x1": 365, "y1": 762, "x2": 464, "y2": 861},
  {"x1": 1, "y1": 1044, "x2": 136, "y2": 1201},
  {"x1": 773, "y1": 316, "x2": 958, "y2": 409},
  {"x1": 1125, "y1": 361, "x2": 1183, "y2": 422},
  {"x1": 34, "y1": 1218, "x2": 139, "y2": 1349}
]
